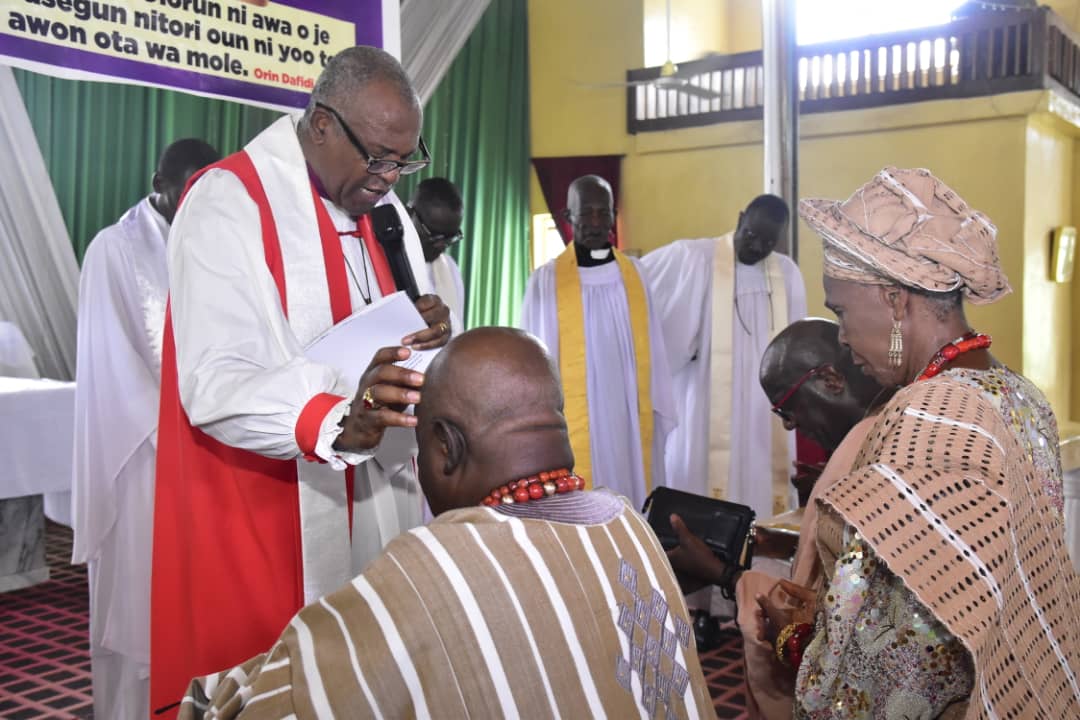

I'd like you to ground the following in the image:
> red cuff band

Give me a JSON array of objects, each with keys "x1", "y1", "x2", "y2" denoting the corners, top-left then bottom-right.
[{"x1": 296, "y1": 392, "x2": 347, "y2": 462}]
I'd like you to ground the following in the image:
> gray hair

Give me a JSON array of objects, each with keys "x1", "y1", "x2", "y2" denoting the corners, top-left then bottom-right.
[{"x1": 303, "y1": 46, "x2": 419, "y2": 122}]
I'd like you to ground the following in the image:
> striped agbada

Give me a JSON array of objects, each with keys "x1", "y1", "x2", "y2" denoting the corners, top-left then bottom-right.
[{"x1": 179, "y1": 491, "x2": 717, "y2": 720}]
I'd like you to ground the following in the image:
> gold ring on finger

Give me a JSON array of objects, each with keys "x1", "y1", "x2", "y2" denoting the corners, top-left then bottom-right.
[{"x1": 362, "y1": 387, "x2": 382, "y2": 410}]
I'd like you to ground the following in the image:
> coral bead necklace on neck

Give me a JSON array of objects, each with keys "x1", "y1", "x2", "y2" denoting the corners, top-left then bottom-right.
[
  {"x1": 914, "y1": 331, "x2": 992, "y2": 383},
  {"x1": 480, "y1": 468, "x2": 585, "y2": 507}
]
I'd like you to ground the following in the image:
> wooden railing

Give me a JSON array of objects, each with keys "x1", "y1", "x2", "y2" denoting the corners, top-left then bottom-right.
[{"x1": 627, "y1": 7, "x2": 1080, "y2": 133}]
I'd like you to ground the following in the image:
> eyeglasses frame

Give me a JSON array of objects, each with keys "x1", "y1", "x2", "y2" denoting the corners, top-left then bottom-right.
[{"x1": 315, "y1": 101, "x2": 431, "y2": 176}]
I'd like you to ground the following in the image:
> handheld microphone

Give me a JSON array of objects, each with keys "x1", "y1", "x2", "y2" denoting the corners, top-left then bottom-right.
[{"x1": 369, "y1": 204, "x2": 421, "y2": 301}]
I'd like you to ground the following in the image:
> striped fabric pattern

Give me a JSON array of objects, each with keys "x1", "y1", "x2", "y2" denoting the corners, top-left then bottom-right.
[{"x1": 181, "y1": 492, "x2": 717, "y2": 719}]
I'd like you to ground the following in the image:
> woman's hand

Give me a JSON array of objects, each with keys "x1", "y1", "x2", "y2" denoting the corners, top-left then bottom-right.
[{"x1": 755, "y1": 578, "x2": 816, "y2": 644}]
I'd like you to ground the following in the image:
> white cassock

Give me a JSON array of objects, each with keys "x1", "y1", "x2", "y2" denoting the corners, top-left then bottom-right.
[
  {"x1": 642, "y1": 238, "x2": 807, "y2": 519},
  {"x1": 427, "y1": 253, "x2": 465, "y2": 326},
  {"x1": 71, "y1": 197, "x2": 167, "y2": 720},
  {"x1": 519, "y1": 257, "x2": 676, "y2": 511}
]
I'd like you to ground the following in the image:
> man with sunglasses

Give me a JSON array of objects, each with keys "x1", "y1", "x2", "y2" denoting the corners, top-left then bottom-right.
[
  {"x1": 150, "y1": 46, "x2": 452, "y2": 718},
  {"x1": 408, "y1": 177, "x2": 466, "y2": 324},
  {"x1": 665, "y1": 319, "x2": 886, "y2": 719}
]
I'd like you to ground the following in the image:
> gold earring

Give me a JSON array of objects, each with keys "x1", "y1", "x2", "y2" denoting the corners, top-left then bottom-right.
[{"x1": 889, "y1": 320, "x2": 903, "y2": 368}]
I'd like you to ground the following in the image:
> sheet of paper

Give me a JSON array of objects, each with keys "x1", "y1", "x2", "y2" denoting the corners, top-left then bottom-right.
[
  {"x1": 305, "y1": 291, "x2": 436, "y2": 470},
  {"x1": 305, "y1": 291, "x2": 437, "y2": 390}
]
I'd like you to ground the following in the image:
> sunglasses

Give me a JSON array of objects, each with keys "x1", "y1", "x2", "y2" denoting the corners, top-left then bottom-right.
[
  {"x1": 316, "y1": 102, "x2": 431, "y2": 176},
  {"x1": 409, "y1": 206, "x2": 464, "y2": 245},
  {"x1": 770, "y1": 364, "x2": 831, "y2": 420}
]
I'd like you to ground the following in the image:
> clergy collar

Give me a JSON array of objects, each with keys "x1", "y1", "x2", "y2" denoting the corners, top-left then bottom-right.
[{"x1": 574, "y1": 241, "x2": 615, "y2": 267}]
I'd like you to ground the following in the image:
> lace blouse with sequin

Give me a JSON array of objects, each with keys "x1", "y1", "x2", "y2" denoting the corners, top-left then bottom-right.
[{"x1": 794, "y1": 366, "x2": 1065, "y2": 719}]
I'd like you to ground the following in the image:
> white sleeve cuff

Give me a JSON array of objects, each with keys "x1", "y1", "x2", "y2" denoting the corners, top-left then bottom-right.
[{"x1": 314, "y1": 399, "x2": 371, "y2": 470}]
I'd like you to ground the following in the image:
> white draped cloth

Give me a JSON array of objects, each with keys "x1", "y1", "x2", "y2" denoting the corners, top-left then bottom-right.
[
  {"x1": 643, "y1": 239, "x2": 806, "y2": 519},
  {"x1": 427, "y1": 253, "x2": 465, "y2": 327},
  {"x1": 519, "y1": 258, "x2": 676, "y2": 511},
  {"x1": 0, "y1": 321, "x2": 38, "y2": 378},
  {"x1": 71, "y1": 196, "x2": 168, "y2": 720},
  {"x1": 0, "y1": 66, "x2": 79, "y2": 380}
]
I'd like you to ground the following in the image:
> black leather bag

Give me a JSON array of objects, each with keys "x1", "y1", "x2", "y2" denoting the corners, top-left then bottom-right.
[{"x1": 642, "y1": 487, "x2": 756, "y2": 598}]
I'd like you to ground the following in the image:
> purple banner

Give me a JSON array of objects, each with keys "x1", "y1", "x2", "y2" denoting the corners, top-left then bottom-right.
[{"x1": 1, "y1": 0, "x2": 396, "y2": 110}]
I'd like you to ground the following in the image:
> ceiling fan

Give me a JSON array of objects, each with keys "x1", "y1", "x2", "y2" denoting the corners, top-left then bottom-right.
[{"x1": 577, "y1": 0, "x2": 723, "y2": 101}]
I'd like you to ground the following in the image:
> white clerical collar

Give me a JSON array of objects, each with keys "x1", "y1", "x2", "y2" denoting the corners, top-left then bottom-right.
[{"x1": 590, "y1": 248, "x2": 612, "y2": 260}]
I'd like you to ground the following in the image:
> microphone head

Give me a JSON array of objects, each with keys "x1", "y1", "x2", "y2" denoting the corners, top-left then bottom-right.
[{"x1": 370, "y1": 204, "x2": 404, "y2": 242}]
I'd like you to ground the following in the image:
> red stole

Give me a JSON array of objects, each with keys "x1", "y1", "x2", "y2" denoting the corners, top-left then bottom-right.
[{"x1": 150, "y1": 152, "x2": 393, "y2": 717}]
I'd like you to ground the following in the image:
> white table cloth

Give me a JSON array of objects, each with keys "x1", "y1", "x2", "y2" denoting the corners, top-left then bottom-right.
[{"x1": 0, "y1": 377, "x2": 75, "y2": 525}]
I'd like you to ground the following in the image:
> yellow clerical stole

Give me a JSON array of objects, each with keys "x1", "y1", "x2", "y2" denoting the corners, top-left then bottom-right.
[{"x1": 554, "y1": 244, "x2": 654, "y2": 491}]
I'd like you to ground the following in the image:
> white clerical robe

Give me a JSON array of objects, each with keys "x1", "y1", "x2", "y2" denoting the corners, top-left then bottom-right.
[
  {"x1": 427, "y1": 252, "x2": 465, "y2": 326},
  {"x1": 71, "y1": 196, "x2": 168, "y2": 720},
  {"x1": 642, "y1": 238, "x2": 807, "y2": 519},
  {"x1": 168, "y1": 115, "x2": 437, "y2": 589},
  {"x1": 519, "y1": 257, "x2": 676, "y2": 511}
]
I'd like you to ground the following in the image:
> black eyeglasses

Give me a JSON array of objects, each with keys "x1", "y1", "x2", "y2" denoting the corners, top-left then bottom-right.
[
  {"x1": 408, "y1": 206, "x2": 464, "y2": 245},
  {"x1": 316, "y1": 102, "x2": 431, "y2": 176},
  {"x1": 770, "y1": 364, "x2": 831, "y2": 421}
]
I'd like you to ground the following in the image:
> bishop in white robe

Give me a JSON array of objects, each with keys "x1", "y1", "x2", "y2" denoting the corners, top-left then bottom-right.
[{"x1": 150, "y1": 49, "x2": 454, "y2": 718}]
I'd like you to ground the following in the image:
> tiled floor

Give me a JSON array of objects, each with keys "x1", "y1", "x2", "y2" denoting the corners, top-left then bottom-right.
[
  {"x1": 0, "y1": 522, "x2": 93, "y2": 719},
  {"x1": 1, "y1": 522, "x2": 748, "y2": 719},
  {"x1": 701, "y1": 628, "x2": 750, "y2": 719}
]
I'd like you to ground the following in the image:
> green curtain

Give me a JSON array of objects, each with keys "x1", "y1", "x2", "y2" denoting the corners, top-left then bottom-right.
[
  {"x1": 13, "y1": 0, "x2": 529, "y2": 327},
  {"x1": 397, "y1": 0, "x2": 530, "y2": 328},
  {"x1": 13, "y1": 72, "x2": 279, "y2": 263}
]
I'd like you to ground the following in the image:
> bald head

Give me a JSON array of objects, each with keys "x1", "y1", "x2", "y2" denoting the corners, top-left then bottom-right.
[
  {"x1": 417, "y1": 328, "x2": 574, "y2": 515},
  {"x1": 566, "y1": 175, "x2": 614, "y2": 250},
  {"x1": 760, "y1": 319, "x2": 884, "y2": 451}
]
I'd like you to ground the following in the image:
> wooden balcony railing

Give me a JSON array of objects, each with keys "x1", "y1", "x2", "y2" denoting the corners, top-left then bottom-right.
[{"x1": 627, "y1": 7, "x2": 1080, "y2": 133}]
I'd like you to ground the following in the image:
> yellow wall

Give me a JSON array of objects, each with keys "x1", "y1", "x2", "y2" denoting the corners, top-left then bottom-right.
[
  {"x1": 1046, "y1": 0, "x2": 1080, "y2": 28},
  {"x1": 643, "y1": 0, "x2": 725, "y2": 66},
  {"x1": 724, "y1": 0, "x2": 761, "y2": 54},
  {"x1": 528, "y1": 0, "x2": 1079, "y2": 420},
  {"x1": 1072, "y1": 141, "x2": 1080, "y2": 420},
  {"x1": 1021, "y1": 115, "x2": 1074, "y2": 416},
  {"x1": 616, "y1": 108, "x2": 1029, "y2": 375}
]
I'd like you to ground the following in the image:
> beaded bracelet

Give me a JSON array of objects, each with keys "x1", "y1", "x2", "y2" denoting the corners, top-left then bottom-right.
[{"x1": 775, "y1": 622, "x2": 813, "y2": 668}]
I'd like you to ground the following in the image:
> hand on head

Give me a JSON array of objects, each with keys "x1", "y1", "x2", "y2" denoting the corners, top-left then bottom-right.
[
  {"x1": 334, "y1": 346, "x2": 424, "y2": 453},
  {"x1": 415, "y1": 327, "x2": 573, "y2": 516}
]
